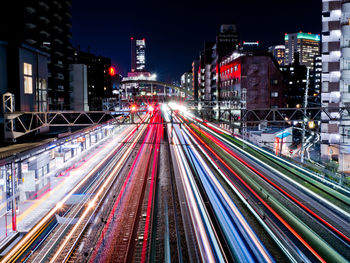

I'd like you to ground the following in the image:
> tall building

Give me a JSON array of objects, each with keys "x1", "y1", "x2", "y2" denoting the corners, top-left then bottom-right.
[
  {"x1": 0, "y1": 1, "x2": 73, "y2": 110},
  {"x1": 74, "y1": 50, "x2": 113, "y2": 110},
  {"x1": 322, "y1": 0, "x2": 350, "y2": 174},
  {"x1": 285, "y1": 32, "x2": 320, "y2": 69},
  {"x1": 268, "y1": 45, "x2": 286, "y2": 66},
  {"x1": 198, "y1": 42, "x2": 215, "y2": 102},
  {"x1": 216, "y1": 25, "x2": 240, "y2": 58},
  {"x1": 192, "y1": 59, "x2": 200, "y2": 102},
  {"x1": 279, "y1": 53, "x2": 307, "y2": 108},
  {"x1": 131, "y1": 38, "x2": 146, "y2": 72},
  {"x1": 219, "y1": 51, "x2": 285, "y2": 125},
  {"x1": 211, "y1": 24, "x2": 240, "y2": 117},
  {"x1": 180, "y1": 72, "x2": 193, "y2": 95}
]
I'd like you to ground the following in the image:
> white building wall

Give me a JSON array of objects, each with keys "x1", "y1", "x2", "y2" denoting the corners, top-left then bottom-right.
[{"x1": 322, "y1": 0, "x2": 350, "y2": 174}]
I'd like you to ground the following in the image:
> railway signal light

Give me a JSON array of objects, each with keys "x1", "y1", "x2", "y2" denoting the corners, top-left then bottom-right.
[{"x1": 108, "y1": 66, "x2": 116, "y2": 76}]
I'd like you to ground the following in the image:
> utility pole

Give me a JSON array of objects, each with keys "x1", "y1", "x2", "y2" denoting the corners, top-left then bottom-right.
[{"x1": 301, "y1": 67, "x2": 310, "y2": 163}]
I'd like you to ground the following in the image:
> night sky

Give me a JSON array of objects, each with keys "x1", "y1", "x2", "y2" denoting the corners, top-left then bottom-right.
[{"x1": 72, "y1": 0, "x2": 321, "y2": 82}]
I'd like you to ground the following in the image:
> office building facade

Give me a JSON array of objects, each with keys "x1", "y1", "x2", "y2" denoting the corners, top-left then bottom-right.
[
  {"x1": 285, "y1": 32, "x2": 320, "y2": 69},
  {"x1": 268, "y1": 45, "x2": 286, "y2": 66},
  {"x1": 180, "y1": 72, "x2": 193, "y2": 96},
  {"x1": 131, "y1": 38, "x2": 146, "y2": 72}
]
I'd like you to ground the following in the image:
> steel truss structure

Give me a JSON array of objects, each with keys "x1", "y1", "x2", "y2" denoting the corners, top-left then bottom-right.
[
  {"x1": 189, "y1": 101, "x2": 350, "y2": 124},
  {"x1": 3, "y1": 110, "x2": 147, "y2": 141},
  {"x1": 3, "y1": 106, "x2": 350, "y2": 140}
]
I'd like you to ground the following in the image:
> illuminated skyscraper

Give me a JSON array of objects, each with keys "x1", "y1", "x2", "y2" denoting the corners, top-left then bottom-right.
[
  {"x1": 268, "y1": 45, "x2": 285, "y2": 66},
  {"x1": 285, "y1": 32, "x2": 320, "y2": 69},
  {"x1": 131, "y1": 37, "x2": 146, "y2": 72}
]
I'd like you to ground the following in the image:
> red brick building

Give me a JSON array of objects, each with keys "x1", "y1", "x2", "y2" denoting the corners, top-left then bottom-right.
[{"x1": 218, "y1": 51, "x2": 286, "y2": 125}]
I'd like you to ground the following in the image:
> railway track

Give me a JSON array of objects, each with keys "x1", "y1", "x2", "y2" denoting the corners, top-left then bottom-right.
[
  {"x1": 1, "y1": 115, "x2": 149, "y2": 263},
  {"x1": 87, "y1": 112, "x2": 162, "y2": 263},
  {"x1": 176, "y1": 111, "x2": 350, "y2": 262},
  {"x1": 51, "y1": 120, "x2": 149, "y2": 263}
]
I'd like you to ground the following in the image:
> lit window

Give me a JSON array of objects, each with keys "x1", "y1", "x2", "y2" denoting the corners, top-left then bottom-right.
[
  {"x1": 271, "y1": 91, "x2": 279, "y2": 97},
  {"x1": 24, "y1": 63, "x2": 33, "y2": 94}
]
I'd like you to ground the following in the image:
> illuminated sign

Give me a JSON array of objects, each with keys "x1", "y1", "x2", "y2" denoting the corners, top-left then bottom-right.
[{"x1": 285, "y1": 32, "x2": 320, "y2": 41}]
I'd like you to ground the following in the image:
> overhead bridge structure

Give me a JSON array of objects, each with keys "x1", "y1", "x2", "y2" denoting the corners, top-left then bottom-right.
[
  {"x1": 3, "y1": 106, "x2": 350, "y2": 141},
  {"x1": 120, "y1": 79, "x2": 192, "y2": 97}
]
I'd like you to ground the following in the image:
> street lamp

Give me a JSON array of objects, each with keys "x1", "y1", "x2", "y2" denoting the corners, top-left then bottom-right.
[{"x1": 308, "y1": 120, "x2": 316, "y2": 129}]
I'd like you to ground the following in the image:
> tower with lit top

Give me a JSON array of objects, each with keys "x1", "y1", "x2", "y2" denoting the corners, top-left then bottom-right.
[
  {"x1": 284, "y1": 32, "x2": 320, "y2": 70},
  {"x1": 130, "y1": 37, "x2": 146, "y2": 72}
]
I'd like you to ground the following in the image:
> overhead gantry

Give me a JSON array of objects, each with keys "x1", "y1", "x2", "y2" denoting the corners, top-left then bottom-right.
[{"x1": 120, "y1": 79, "x2": 193, "y2": 98}]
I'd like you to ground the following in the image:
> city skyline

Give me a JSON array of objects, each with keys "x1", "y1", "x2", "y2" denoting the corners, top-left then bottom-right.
[
  {"x1": 71, "y1": 0, "x2": 321, "y2": 82},
  {"x1": 0, "y1": 1, "x2": 349, "y2": 262}
]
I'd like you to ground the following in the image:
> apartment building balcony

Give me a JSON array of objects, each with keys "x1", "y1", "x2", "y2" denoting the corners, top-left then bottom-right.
[
  {"x1": 25, "y1": 38, "x2": 37, "y2": 45},
  {"x1": 40, "y1": 44, "x2": 50, "y2": 52},
  {"x1": 39, "y1": 30, "x2": 50, "y2": 38},
  {"x1": 342, "y1": 24, "x2": 350, "y2": 36},
  {"x1": 25, "y1": 23, "x2": 36, "y2": 29},
  {"x1": 54, "y1": 51, "x2": 63, "y2": 57},
  {"x1": 342, "y1": 2, "x2": 350, "y2": 13},
  {"x1": 54, "y1": 38, "x2": 63, "y2": 45},
  {"x1": 53, "y1": 13, "x2": 62, "y2": 21},
  {"x1": 329, "y1": 61, "x2": 340, "y2": 71},
  {"x1": 53, "y1": 0, "x2": 63, "y2": 9},
  {"x1": 39, "y1": 16, "x2": 50, "y2": 24},
  {"x1": 65, "y1": 0, "x2": 72, "y2": 8},
  {"x1": 342, "y1": 47, "x2": 350, "y2": 58},
  {"x1": 38, "y1": 1, "x2": 49, "y2": 10},
  {"x1": 341, "y1": 92, "x2": 350, "y2": 103},
  {"x1": 25, "y1": 7, "x2": 36, "y2": 14},
  {"x1": 55, "y1": 73, "x2": 65, "y2": 80},
  {"x1": 342, "y1": 69, "x2": 350, "y2": 79},
  {"x1": 323, "y1": 1, "x2": 341, "y2": 12}
]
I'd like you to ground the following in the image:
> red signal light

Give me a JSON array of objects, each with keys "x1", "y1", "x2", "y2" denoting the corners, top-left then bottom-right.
[
  {"x1": 130, "y1": 105, "x2": 137, "y2": 112},
  {"x1": 108, "y1": 66, "x2": 116, "y2": 76}
]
